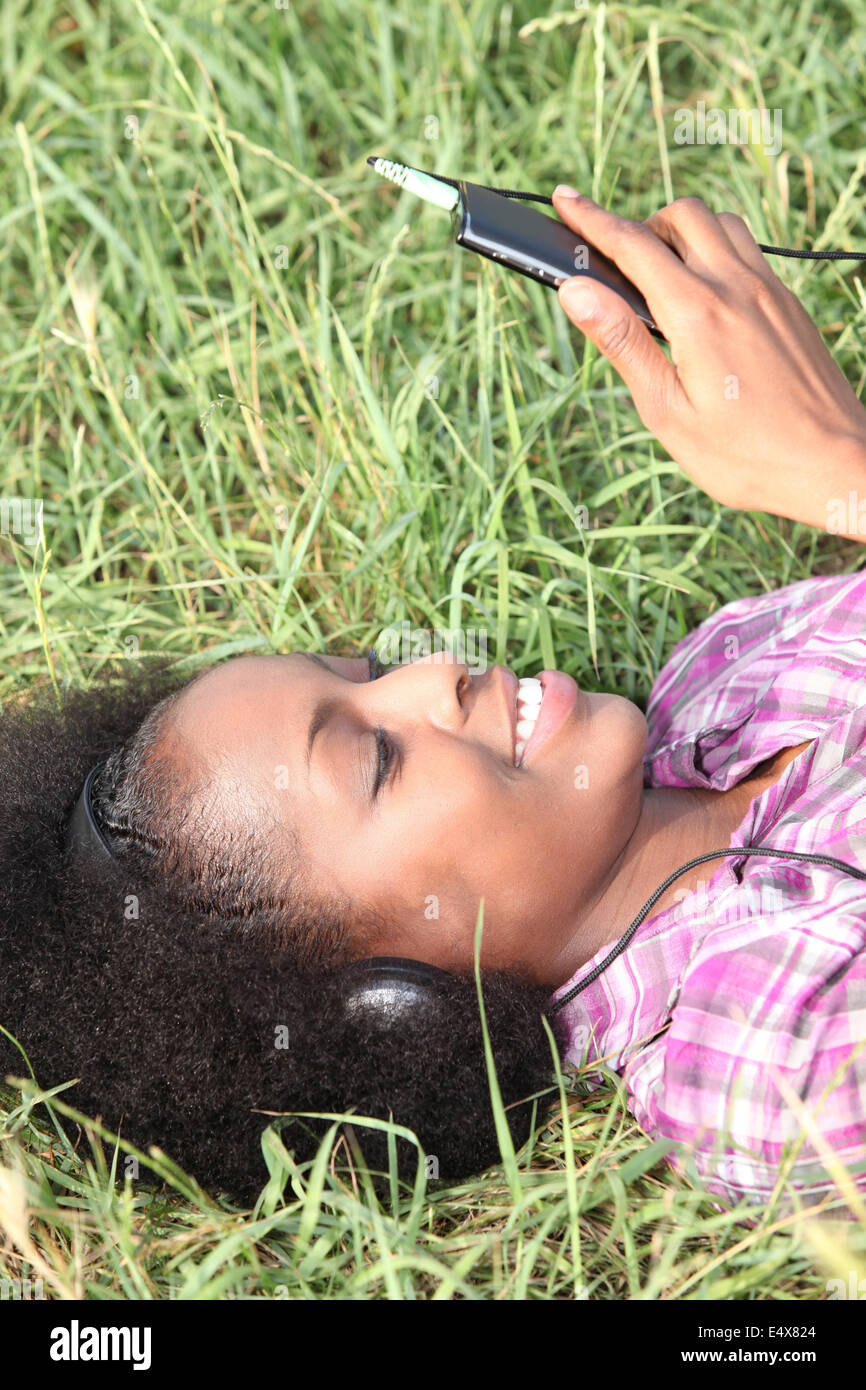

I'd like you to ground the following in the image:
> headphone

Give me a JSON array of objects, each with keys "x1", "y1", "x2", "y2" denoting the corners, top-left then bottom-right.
[
  {"x1": 64, "y1": 647, "x2": 457, "y2": 1017},
  {"x1": 65, "y1": 652, "x2": 866, "y2": 1020}
]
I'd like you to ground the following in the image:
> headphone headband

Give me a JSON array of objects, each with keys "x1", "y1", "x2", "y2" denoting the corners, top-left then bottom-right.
[
  {"x1": 65, "y1": 763, "x2": 451, "y2": 1007},
  {"x1": 66, "y1": 763, "x2": 115, "y2": 867}
]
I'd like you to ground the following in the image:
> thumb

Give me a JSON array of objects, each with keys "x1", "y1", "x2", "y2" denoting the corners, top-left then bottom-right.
[{"x1": 557, "y1": 275, "x2": 675, "y2": 418}]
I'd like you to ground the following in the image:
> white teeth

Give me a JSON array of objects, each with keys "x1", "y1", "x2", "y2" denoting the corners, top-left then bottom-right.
[
  {"x1": 515, "y1": 677, "x2": 544, "y2": 765},
  {"x1": 518, "y1": 678, "x2": 542, "y2": 703}
]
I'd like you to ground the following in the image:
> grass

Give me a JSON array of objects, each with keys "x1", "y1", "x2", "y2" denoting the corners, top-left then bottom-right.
[{"x1": 2, "y1": 0, "x2": 866, "y2": 1299}]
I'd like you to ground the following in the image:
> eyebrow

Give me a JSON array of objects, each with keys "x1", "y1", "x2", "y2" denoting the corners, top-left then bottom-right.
[
  {"x1": 301, "y1": 653, "x2": 339, "y2": 775},
  {"x1": 296, "y1": 652, "x2": 388, "y2": 804}
]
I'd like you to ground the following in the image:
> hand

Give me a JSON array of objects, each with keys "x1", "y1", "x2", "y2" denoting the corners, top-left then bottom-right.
[{"x1": 551, "y1": 187, "x2": 866, "y2": 534}]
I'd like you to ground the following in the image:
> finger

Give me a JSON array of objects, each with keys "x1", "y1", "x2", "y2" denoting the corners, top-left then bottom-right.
[
  {"x1": 557, "y1": 275, "x2": 678, "y2": 425},
  {"x1": 644, "y1": 197, "x2": 741, "y2": 273},
  {"x1": 551, "y1": 187, "x2": 697, "y2": 306},
  {"x1": 715, "y1": 211, "x2": 778, "y2": 278}
]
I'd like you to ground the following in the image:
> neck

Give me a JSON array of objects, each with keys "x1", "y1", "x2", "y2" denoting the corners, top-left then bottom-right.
[{"x1": 560, "y1": 783, "x2": 750, "y2": 980}]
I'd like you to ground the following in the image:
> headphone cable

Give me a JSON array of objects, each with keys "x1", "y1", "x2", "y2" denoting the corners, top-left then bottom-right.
[
  {"x1": 549, "y1": 843, "x2": 866, "y2": 1012},
  {"x1": 398, "y1": 164, "x2": 866, "y2": 262}
]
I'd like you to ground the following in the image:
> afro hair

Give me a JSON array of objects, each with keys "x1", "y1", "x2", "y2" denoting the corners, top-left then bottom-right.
[{"x1": 0, "y1": 658, "x2": 566, "y2": 1204}]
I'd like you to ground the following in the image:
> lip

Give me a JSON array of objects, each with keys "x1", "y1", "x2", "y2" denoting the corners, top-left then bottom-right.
[
  {"x1": 502, "y1": 668, "x2": 519, "y2": 763},
  {"x1": 515, "y1": 669, "x2": 579, "y2": 767}
]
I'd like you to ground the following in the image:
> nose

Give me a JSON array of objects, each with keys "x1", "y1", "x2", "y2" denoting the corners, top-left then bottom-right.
[{"x1": 367, "y1": 652, "x2": 472, "y2": 731}]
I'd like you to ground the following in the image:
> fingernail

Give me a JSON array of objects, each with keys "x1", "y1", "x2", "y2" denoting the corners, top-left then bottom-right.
[
  {"x1": 554, "y1": 184, "x2": 581, "y2": 198},
  {"x1": 560, "y1": 278, "x2": 599, "y2": 320}
]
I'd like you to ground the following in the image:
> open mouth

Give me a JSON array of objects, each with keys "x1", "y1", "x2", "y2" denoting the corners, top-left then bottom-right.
[
  {"x1": 514, "y1": 670, "x2": 579, "y2": 767},
  {"x1": 514, "y1": 677, "x2": 543, "y2": 765}
]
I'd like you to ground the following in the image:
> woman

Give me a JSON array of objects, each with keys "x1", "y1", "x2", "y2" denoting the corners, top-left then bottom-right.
[{"x1": 2, "y1": 192, "x2": 865, "y2": 1216}]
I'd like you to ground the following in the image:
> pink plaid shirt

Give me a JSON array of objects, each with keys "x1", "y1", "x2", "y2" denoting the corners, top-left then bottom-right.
[{"x1": 551, "y1": 570, "x2": 866, "y2": 1218}]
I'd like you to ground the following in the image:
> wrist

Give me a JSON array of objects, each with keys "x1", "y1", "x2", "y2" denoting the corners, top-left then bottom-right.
[{"x1": 821, "y1": 429, "x2": 866, "y2": 540}]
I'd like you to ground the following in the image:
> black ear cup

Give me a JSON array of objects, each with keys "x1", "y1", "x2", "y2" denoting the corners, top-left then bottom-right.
[{"x1": 338, "y1": 956, "x2": 452, "y2": 1019}]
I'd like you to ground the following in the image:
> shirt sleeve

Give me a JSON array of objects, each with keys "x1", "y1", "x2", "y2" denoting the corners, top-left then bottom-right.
[
  {"x1": 620, "y1": 878, "x2": 866, "y2": 1216},
  {"x1": 645, "y1": 572, "x2": 866, "y2": 762}
]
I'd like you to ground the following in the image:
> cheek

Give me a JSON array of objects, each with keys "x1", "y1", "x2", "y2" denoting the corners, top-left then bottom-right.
[
  {"x1": 373, "y1": 754, "x2": 508, "y2": 896},
  {"x1": 325, "y1": 779, "x2": 473, "y2": 908},
  {"x1": 557, "y1": 693, "x2": 646, "y2": 797},
  {"x1": 510, "y1": 696, "x2": 646, "y2": 873}
]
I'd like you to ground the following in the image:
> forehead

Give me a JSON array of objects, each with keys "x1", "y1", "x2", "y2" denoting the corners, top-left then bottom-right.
[
  {"x1": 151, "y1": 656, "x2": 317, "y2": 845},
  {"x1": 181, "y1": 652, "x2": 308, "y2": 702},
  {"x1": 171, "y1": 654, "x2": 312, "y2": 748}
]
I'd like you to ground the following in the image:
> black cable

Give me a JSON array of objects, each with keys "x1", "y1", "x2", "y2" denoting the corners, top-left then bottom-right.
[
  {"x1": 753, "y1": 245, "x2": 866, "y2": 260},
  {"x1": 397, "y1": 162, "x2": 866, "y2": 262},
  {"x1": 549, "y1": 844, "x2": 866, "y2": 1013},
  {"x1": 367, "y1": 160, "x2": 866, "y2": 1015}
]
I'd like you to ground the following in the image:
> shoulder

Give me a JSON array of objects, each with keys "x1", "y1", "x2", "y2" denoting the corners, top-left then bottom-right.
[{"x1": 646, "y1": 571, "x2": 866, "y2": 756}]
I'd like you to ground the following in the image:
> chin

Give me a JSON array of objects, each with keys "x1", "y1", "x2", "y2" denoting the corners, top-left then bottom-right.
[
  {"x1": 578, "y1": 691, "x2": 648, "y2": 795},
  {"x1": 587, "y1": 688, "x2": 648, "y2": 742},
  {"x1": 536, "y1": 690, "x2": 643, "y2": 799}
]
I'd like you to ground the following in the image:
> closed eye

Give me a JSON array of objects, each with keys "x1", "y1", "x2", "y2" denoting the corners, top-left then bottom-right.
[
  {"x1": 299, "y1": 651, "x2": 399, "y2": 797},
  {"x1": 373, "y1": 727, "x2": 398, "y2": 796},
  {"x1": 367, "y1": 653, "x2": 400, "y2": 796}
]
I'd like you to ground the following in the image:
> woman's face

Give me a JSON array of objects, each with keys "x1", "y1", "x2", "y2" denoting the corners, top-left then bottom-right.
[{"x1": 167, "y1": 652, "x2": 648, "y2": 987}]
